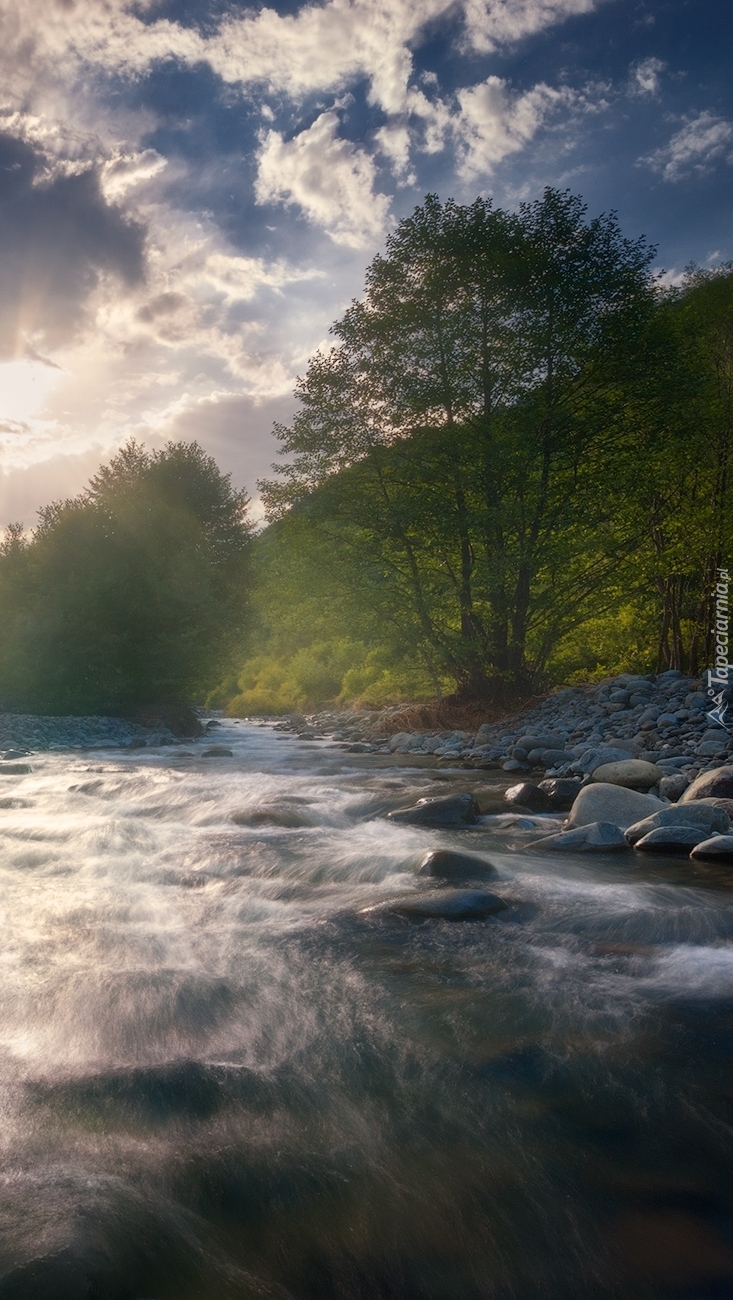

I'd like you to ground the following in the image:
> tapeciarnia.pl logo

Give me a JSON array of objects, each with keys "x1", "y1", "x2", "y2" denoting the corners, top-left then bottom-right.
[{"x1": 706, "y1": 567, "x2": 732, "y2": 731}]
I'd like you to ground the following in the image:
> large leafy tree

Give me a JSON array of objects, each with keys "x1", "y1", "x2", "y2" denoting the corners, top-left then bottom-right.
[
  {"x1": 0, "y1": 441, "x2": 252, "y2": 714},
  {"x1": 261, "y1": 189, "x2": 657, "y2": 690}
]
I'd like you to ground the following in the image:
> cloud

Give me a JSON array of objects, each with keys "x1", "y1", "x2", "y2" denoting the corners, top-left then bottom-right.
[
  {"x1": 629, "y1": 56, "x2": 665, "y2": 97},
  {"x1": 641, "y1": 111, "x2": 733, "y2": 181},
  {"x1": 0, "y1": 131, "x2": 145, "y2": 360},
  {"x1": 455, "y1": 76, "x2": 574, "y2": 177},
  {"x1": 461, "y1": 0, "x2": 598, "y2": 53},
  {"x1": 255, "y1": 110, "x2": 391, "y2": 247},
  {"x1": 100, "y1": 148, "x2": 167, "y2": 199}
]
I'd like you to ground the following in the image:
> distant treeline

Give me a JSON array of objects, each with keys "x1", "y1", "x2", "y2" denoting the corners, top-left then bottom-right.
[
  {"x1": 0, "y1": 442, "x2": 250, "y2": 715},
  {"x1": 1, "y1": 188, "x2": 731, "y2": 718}
]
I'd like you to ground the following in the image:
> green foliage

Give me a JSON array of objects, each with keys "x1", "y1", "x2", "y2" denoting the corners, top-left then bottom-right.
[
  {"x1": 260, "y1": 189, "x2": 658, "y2": 691},
  {"x1": 0, "y1": 440, "x2": 251, "y2": 714}
]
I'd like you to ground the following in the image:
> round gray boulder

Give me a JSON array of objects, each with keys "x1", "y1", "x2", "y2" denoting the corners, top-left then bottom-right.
[
  {"x1": 690, "y1": 835, "x2": 733, "y2": 862},
  {"x1": 418, "y1": 849, "x2": 498, "y2": 880},
  {"x1": 387, "y1": 793, "x2": 480, "y2": 827},
  {"x1": 591, "y1": 759, "x2": 662, "y2": 790},
  {"x1": 362, "y1": 889, "x2": 508, "y2": 920},
  {"x1": 635, "y1": 825, "x2": 718, "y2": 853},
  {"x1": 625, "y1": 803, "x2": 730, "y2": 845},
  {"x1": 567, "y1": 783, "x2": 665, "y2": 831},
  {"x1": 528, "y1": 821, "x2": 627, "y2": 851},
  {"x1": 680, "y1": 765, "x2": 733, "y2": 803}
]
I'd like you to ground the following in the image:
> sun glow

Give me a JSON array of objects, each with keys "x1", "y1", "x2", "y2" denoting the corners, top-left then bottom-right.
[{"x1": 0, "y1": 361, "x2": 64, "y2": 426}]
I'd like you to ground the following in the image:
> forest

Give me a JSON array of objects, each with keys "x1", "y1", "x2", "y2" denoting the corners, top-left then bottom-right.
[{"x1": 0, "y1": 188, "x2": 731, "y2": 718}]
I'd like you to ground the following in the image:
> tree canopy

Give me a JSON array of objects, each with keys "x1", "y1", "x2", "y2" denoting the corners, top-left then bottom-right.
[{"x1": 0, "y1": 440, "x2": 251, "y2": 715}]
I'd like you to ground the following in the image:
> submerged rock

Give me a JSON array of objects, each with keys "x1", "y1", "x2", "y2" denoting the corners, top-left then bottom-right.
[
  {"x1": 362, "y1": 889, "x2": 507, "y2": 921},
  {"x1": 417, "y1": 849, "x2": 498, "y2": 880},
  {"x1": 690, "y1": 834, "x2": 733, "y2": 862},
  {"x1": 202, "y1": 745, "x2": 234, "y2": 758},
  {"x1": 231, "y1": 807, "x2": 313, "y2": 829},
  {"x1": 567, "y1": 782, "x2": 665, "y2": 831},
  {"x1": 528, "y1": 821, "x2": 627, "y2": 851},
  {"x1": 387, "y1": 793, "x2": 479, "y2": 827},
  {"x1": 680, "y1": 765, "x2": 733, "y2": 802},
  {"x1": 625, "y1": 804, "x2": 730, "y2": 845},
  {"x1": 635, "y1": 825, "x2": 715, "y2": 853}
]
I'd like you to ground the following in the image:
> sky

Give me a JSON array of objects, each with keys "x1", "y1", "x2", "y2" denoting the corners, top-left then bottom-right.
[{"x1": 0, "y1": 0, "x2": 730, "y2": 525}]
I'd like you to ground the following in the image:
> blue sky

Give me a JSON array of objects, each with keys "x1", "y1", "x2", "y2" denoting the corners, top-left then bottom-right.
[{"x1": 0, "y1": 0, "x2": 730, "y2": 522}]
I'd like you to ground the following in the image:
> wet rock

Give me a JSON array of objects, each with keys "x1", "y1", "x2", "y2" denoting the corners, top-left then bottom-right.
[
  {"x1": 591, "y1": 759, "x2": 663, "y2": 790},
  {"x1": 692, "y1": 796, "x2": 733, "y2": 817},
  {"x1": 537, "y1": 777, "x2": 583, "y2": 811},
  {"x1": 690, "y1": 834, "x2": 733, "y2": 862},
  {"x1": 625, "y1": 803, "x2": 730, "y2": 844},
  {"x1": 680, "y1": 765, "x2": 733, "y2": 802},
  {"x1": 635, "y1": 825, "x2": 715, "y2": 853},
  {"x1": 528, "y1": 821, "x2": 628, "y2": 851},
  {"x1": 568, "y1": 782, "x2": 665, "y2": 830},
  {"x1": 417, "y1": 849, "x2": 498, "y2": 880},
  {"x1": 503, "y1": 782, "x2": 553, "y2": 813},
  {"x1": 232, "y1": 807, "x2": 312, "y2": 828},
  {"x1": 202, "y1": 745, "x2": 234, "y2": 758},
  {"x1": 0, "y1": 763, "x2": 31, "y2": 775},
  {"x1": 387, "y1": 793, "x2": 480, "y2": 827},
  {"x1": 362, "y1": 889, "x2": 507, "y2": 920}
]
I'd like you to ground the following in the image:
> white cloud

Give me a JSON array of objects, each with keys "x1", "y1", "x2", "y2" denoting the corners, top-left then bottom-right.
[
  {"x1": 462, "y1": 0, "x2": 598, "y2": 53},
  {"x1": 455, "y1": 76, "x2": 574, "y2": 177},
  {"x1": 255, "y1": 110, "x2": 391, "y2": 247},
  {"x1": 100, "y1": 148, "x2": 167, "y2": 199},
  {"x1": 641, "y1": 111, "x2": 733, "y2": 181},
  {"x1": 629, "y1": 56, "x2": 665, "y2": 97}
]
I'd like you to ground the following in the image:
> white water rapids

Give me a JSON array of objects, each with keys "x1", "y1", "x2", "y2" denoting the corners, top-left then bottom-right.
[{"x1": 0, "y1": 720, "x2": 731, "y2": 1298}]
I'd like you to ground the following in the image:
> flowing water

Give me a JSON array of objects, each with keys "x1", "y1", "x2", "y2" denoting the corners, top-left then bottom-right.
[{"x1": 0, "y1": 721, "x2": 732, "y2": 1299}]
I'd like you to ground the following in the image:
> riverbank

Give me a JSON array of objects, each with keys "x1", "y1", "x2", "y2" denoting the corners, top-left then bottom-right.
[{"x1": 271, "y1": 668, "x2": 727, "y2": 802}]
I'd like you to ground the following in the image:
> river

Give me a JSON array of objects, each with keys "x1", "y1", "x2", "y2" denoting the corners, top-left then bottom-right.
[{"x1": 0, "y1": 720, "x2": 732, "y2": 1298}]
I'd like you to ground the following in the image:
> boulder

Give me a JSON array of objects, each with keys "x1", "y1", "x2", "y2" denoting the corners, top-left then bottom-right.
[
  {"x1": 538, "y1": 748, "x2": 574, "y2": 767},
  {"x1": 503, "y1": 782, "x2": 554, "y2": 813},
  {"x1": 362, "y1": 889, "x2": 507, "y2": 921},
  {"x1": 387, "y1": 792, "x2": 480, "y2": 827},
  {"x1": 635, "y1": 825, "x2": 715, "y2": 853},
  {"x1": 0, "y1": 763, "x2": 32, "y2": 775},
  {"x1": 537, "y1": 777, "x2": 584, "y2": 811},
  {"x1": 690, "y1": 835, "x2": 733, "y2": 863},
  {"x1": 591, "y1": 759, "x2": 662, "y2": 789},
  {"x1": 625, "y1": 803, "x2": 730, "y2": 845},
  {"x1": 202, "y1": 745, "x2": 234, "y2": 758},
  {"x1": 418, "y1": 849, "x2": 497, "y2": 880},
  {"x1": 567, "y1": 783, "x2": 665, "y2": 831},
  {"x1": 528, "y1": 821, "x2": 627, "y2": 851},
  {"x1": 680, "y1": 765, "x2": 733, "y2": 803}
]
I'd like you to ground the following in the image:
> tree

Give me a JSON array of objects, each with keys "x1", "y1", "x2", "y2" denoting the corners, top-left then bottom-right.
[
  {"x1": 0, "y1": 441, "x2": 252, "y2": 714},
  {"x1": 260, "y1": 189, "x2": 657, "y2": 690}
]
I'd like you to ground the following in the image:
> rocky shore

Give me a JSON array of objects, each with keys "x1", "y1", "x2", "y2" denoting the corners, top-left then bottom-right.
[
  {"x1": 279, "y1": 668, "x2": 728, "y2": 802},
  {"x1": 0, "y1": 713, "x2": 182, "y2": 753}
]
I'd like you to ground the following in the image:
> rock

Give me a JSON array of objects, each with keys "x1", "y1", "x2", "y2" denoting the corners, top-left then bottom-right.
[
  {"x1": 697, "y1": 740, "x2": 729, "y2": 758},
  {"x1": 503, "y1": 782, "x2": 554, "y2": 813},
  {"x1": 690, "y1": 835, "x2": 733, "y2": 862},
  {"x1": 659, "y1": 773, "x2": 689, "y2": 801},
  {"x1": 568, "y1": 783, "x2": 665, "y2": 830},
  {"x1": 528, "y1": 821, "x2": 628, "y2": 851},
  {"x1": 577, "y1": 747, "x2": 634, "y2": 774},
  {"x1": 0, "y1": 763, "x2": 32, "y2": 775},
  {"x1": 538, "y1": 748, "x2": 574, "y2": 766},
  {"x1": 693, "y1": 797, "x2": 733, "y2": 818},
  {"x1": 202, "y1": 745, "x2": 234, "y2": 758},
  {"x1": 418, "y1": 849, "x2": 498, "y2": 880},
  {"x1": 680, "y1": 765, "x2": 733, "y2": 803},
  {"x1": 361, "y1": 889, "x2": 507, "y2": 921},
  {"x1": 537, "y1": 777, "x2": 584, "y2": 811},
  {"x1": 591, "y1": 759, "x2": 663, "y2": 790},
  {"x1": 625, "y1": 804, "x2": 730, "y2": 845},
  {"x1": 635, "y1": 825, "x2": 715, "y2": 853},
  {"x1": 232, "y1": 808, "x2": 313, "y2": 829},
  {"x1": 503, "y1": 758, "x2": 530, "y2": 772},
  {"x1": 387, "y1": 793, "x2": 480, "y2": 827}
]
